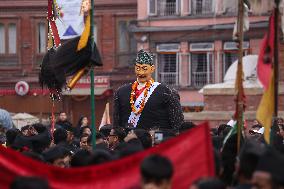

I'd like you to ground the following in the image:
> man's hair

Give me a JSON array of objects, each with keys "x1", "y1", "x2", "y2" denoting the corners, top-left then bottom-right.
[
  {"x1": 99, "y1": 124, "x2": 112, "y2": 137},
  {"x1": 96, "y1": 132, "x2": 106, "y2": 140},
  {"x1": 79, "y1": 126, "x2": 91, "y2": 136},
  {"x1": 6, "y1": 128, "x2": 20, "y2": 146},
  {"x1": 140, "y1": 154, "x2": 173, "y2": 185},
  {"x1": 89, "y1": 149, "x2": 113, "y2": 165},
  {"x1": 10, "y1": 176, "x2": 49, "y2": 189},
  {"x1": 59, "y1": 111, "x2": 66, "y2": 115},
  {"x1": 80, "y1": 133, "x2": 89, "y2": 141},
  {"x1": 238, "y1": 141, "x2": 262, "y2": 180},
  {"x1": 70, "y1": 149, "x2": 92, "y2": 167},
  {"x1": 112, "y1": 127, "x2": 126, "y2": 142},
  {"x1": 42, "y1": 146, "x2": 70, "y2": 163},
  {"x1": 53, "y1": 128, "x2": 67, "y2": 144}
]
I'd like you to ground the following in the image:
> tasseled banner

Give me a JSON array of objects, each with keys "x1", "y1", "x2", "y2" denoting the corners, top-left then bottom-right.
[{"x1": 39, "y1": 36, "x2": 102, "y2": 96}]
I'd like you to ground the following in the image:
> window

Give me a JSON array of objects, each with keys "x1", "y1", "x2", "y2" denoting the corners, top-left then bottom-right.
[
  {"x1": 117, "y1": 20, "x2": 137, "y2": 67},
  {"x1": 190, "y1": 43, "x2": 214, "y2": 88},
  {"x1": 222, "y1": 41, "x2": 249, "y2": 78},
  {"x1": 156, "y1": 44, "x2": 180, "y2": 86},
  {"x1": 8, "y1": 24, "x2": 17, "y2": 54},
  {"x1": 148, "y1": 0, "x2": 180, "y2": 16},
  {"x1": 0, "y1": 22, "x2": 18, "y2": 66},
  {"x1": 38, "y1": 23, "x2": 46, "y2": 53},
  {"x1": 119, "y1": 21, "x2": 128, "y2": 52},
  {"x1": 191, "y1": 0, "x2": 214, "y2": 15}
]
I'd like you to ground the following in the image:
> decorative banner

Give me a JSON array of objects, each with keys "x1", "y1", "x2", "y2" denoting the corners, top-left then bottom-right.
[
  {"x1": 0, "y1": 123, "x2": 214, "y2": 189},
  {"x1": 55, "y1": 0, "x2": 84, "y2": 40}
]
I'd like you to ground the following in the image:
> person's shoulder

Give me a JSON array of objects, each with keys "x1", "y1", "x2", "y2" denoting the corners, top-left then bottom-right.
[
  {"x1": 116, "y1": 83, "x2": 132, "y2": 93},
  {"x1": 157, "y1": 83, "x2": 172, "y2": 93}
]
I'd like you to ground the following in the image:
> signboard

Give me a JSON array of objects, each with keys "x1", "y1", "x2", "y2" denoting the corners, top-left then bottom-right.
[
  {"x1": 15, "y1": 81, "x2": 29, "y2": 96},
  {"x1": 55, "y1": 0, "x2": 84, "y2": 39},
  {"x1": 75, "y1": 76, "x2": 110, "y2": 89},
  {"x1": 63, "y1": 76, "x2": 110, "y2": 96}
]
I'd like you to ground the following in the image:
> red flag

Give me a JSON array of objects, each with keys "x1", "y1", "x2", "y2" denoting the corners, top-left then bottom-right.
[
  {"x1": 0, "y1": 122, "x2": 214, "y2": 189},
  {"x1": 257, "y1": 11, "x2": 275, "y2": 90}
]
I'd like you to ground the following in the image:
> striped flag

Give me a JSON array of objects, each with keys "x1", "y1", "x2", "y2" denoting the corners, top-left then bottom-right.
[{"x1": 256, "y1": 10, "x2": 276, "y2": 144}]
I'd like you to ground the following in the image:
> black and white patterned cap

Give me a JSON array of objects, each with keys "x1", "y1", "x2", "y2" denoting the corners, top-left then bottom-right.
[{"x1": 135, "y1": 49, "x2": 154, "y2": 65}]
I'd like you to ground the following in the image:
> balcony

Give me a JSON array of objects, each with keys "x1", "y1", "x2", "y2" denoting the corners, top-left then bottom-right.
[{"x1": 191, "y1": 71, "x2": 213, "y2": 88}]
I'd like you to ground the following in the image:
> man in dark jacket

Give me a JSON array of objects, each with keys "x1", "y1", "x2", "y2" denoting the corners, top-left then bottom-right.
[{"x1": 113, "y1": 49, "x2": 184, "y2": 130}]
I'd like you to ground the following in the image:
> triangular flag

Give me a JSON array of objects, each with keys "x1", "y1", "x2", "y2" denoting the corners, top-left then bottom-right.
[
  {"x1": 63, "y1": 25, "x2": 78, "y2": 36},
  {"x1": 99, "y1": 102, "x2": 111, "y2": 130}
]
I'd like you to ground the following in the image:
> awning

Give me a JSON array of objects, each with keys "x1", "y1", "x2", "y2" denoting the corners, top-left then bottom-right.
[{"x1": 62, "y1": 87, "x2": 111, "y2": 96}]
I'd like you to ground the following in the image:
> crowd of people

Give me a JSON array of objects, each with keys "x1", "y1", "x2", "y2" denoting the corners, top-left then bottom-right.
[{"x1": 1, "y1": 111, "x2": 284, "y2": 189}]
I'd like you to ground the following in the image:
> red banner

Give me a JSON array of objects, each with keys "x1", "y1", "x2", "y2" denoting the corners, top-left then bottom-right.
[{"x1": 0, "y1": 122, "x2": 214, "y2": 189}]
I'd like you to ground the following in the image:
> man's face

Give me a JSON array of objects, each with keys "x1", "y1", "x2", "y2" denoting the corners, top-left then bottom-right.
[
  {"x1": 82, "y1": 117, "x2": 88, "y2": 126},
  {"x1": 80, "y1": 136, "x2": 88, "y2": 149},
  {"x1": 135, "y1": 64, "x2": 155, "y2": 83},
  {"x1": 67, "y1": 131, "x2": 74, "y2": 143},
  {"x1": 59, "y1": 113, "x2": 67, "y2": 121},
  {"x1": 53, "y1": 155, "x2": 71, "y2": 168},
  {"x1": 108, "y1": 129, "x2": 118, "y2": 147},
  {"x1": 252, "y1": 171, "x2": 272, "y2": 189},
  {"x1": 83, "y1": 128, "x2": 91, "y2": 136}
]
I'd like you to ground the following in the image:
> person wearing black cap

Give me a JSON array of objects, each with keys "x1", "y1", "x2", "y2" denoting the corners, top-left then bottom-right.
[
  {"x1": 113, "y1": 49, "x2": 184, "y2": 131},
  {"x1": 252, "y1": 147, "x2": 284, "y2": 189}
]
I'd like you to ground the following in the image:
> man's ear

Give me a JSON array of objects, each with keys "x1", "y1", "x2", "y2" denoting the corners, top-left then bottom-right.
[{"x1": 151, "y1": 65, "x2": 155, "y2": 73}]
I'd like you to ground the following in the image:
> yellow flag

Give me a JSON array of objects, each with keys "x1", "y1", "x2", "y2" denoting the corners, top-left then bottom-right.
[
  {"x1": 256, "y1": 71, "x2": 274, "y2": 143},
  {"x1": 77, "y1": 13, "x2": 90, "y2": 51}
]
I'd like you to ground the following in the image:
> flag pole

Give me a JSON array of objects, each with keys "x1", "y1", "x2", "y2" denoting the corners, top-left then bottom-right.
[
  {"x1": 236, "y1": 0, "x2": 244, "y2": 153},
  {"x1": 274, "y1": 0, "x2": 280, "y2": 118},
  {"x1": 90, "y1": 0, "x2": 96, "y2": 150}
]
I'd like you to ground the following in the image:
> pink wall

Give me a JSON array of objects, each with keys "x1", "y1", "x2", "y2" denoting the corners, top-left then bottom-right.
[
  {"x1": 214, "y1": 41, "x2": 222, "y2": 83},
  {"x1": 138, "y1": 0, "x2": 148, "y2": 20},
  {"x1": 250, "y1": 39, "x2": 263, "y2": 54},
  {"x1": 138, "y1": 14, "x2": 268, "y2": 28},
  {"x1": 179, "y1": 90, "x2": 204, "y2": 104},
  {"x1": 180, "y1": 42, "x2": 189, "y2": 87}
]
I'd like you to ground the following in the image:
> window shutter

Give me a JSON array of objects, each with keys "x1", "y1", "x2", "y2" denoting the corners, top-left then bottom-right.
[
  {"x1": 188, "y1": 0, "x2": 192, "y2": 14},
  {"x1": 177, "y1": 52, "x2": 181, "y2": 85},
  {"x1": 176, "y1": 0, "x2": 180, "y2": 15},
  {"x1": 202, "y1": 0, "x2": 212, "y2": 14},
  {"x1": 153, "y1": 53, "x2": 158, "y2": 81},
  {"x1": 148, "y1": 0, "x2": 157, "y2": 16},
  {"x1": 0, "y1": 24, "x2": 5, "y2": 54}
]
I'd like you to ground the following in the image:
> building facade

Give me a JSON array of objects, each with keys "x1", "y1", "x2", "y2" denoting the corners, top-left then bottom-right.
[
  {"x1": 132, "y1": 0, "x2": 281, "y2": 125},
  {"x1": 0, "y1": 0, "x2": 137, "y2": 126}
]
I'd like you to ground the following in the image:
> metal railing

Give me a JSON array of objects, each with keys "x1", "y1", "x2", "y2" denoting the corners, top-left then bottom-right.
[
  {"x1": 159, "y1": 72, "x2": 178, "y2": 86},
  {"x1": 191, "y1": 71, "x2": 213, "y2": 88},
  {"x1": 158, "y1": 1, "x2": 177, "y2": 16},
  {"x1": 191, "y1": 0, "x2": 213, "y2": 15}
]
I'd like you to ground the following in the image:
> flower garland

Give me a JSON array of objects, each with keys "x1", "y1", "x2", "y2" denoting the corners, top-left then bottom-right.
[{"x1": 130, "y1": 79, "x2": 154, "y2": 115}]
